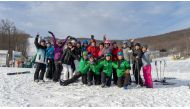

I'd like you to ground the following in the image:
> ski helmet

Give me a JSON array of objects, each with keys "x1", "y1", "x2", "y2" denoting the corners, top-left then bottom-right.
[
  {"x1": 88, "y1": 53, "x2": 93, "y2": 58},
  {"x1": 104, "y1": 40, "x2": 111, "y2": 44},
  {"x1": 123, "y1": 40, "x2": 128, "y2": 44},
  {"x1": 117, "y1": 52, "x2": 123, "y2": 56},
  {"x1": 82, "y1": 40, "x2": 88, "y2": 45}
]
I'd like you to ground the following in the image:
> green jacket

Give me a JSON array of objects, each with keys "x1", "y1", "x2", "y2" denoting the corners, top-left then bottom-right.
[
  {"x1": 112, "y1": 59, "x2": 131, "y2": 77},
  {"x1": 88, "y1": 61, "x2": 100, "y2": 75},
  {"x1": 98, "y1": 60, "x2": 113, "y2": 77},
  {"x1": 78, "y1": 58, "x2": 90, "y2": 74}
]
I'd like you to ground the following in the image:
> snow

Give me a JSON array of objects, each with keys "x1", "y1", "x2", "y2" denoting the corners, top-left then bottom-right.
[{"x1": 1, "y1": 58, "x2": 190, "y2": 107}]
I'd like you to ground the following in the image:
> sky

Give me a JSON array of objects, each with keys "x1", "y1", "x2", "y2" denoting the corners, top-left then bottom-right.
[{"x1": 0, "y1": 1, "x2": 190, "y2": 40}]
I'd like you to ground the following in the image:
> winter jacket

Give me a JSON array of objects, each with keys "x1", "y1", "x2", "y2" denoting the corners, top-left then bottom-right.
[
  {"x1": 46, "y1": 46, "x2": 54, "y2": 59},
  {"x1": 123, "y1": 47, "x2": 132, "y2": 62},
  {"x1": 51, "y1": 34, "x2": 68, "y2": 61},
  {"x1": 98, "y1": 60, "x2": 113, "y2": 77},
  {"x1": 98, "y1": 48, "x2": 104, "y2": 57},
  {"x1": 142, "y1": 51, "x2": 152, "y2": 67},
  {"x1": 77, "y1": 58, "x2": 90, "y2": 74},
  {"x1": 88, "y1": 61, "x2": 100, "y2": 75},
  {"x1": 112, "y1": 59, "x2": 131, "y2": 77},
  {"x1": 73, "y1": 47, "x2": 82, "y2": 59},
  {"x1": 132, "y1": 49, "x2": 143, "y2": 66},
  {"x1": 87, "y1": 46, "x2": 99, "y2": 58},
  {"x1": 112, "y1": 47, "x2": 121, "y2": 61},
  {"x1": 34, "y1": 36, "x2": 47, "y2": 64},
  {"x1": 103, "y1": 47, "x2": 112, "y2": 55},
  {"x1": 61, "y1": 48, "x2": 79, "y2": 65}
]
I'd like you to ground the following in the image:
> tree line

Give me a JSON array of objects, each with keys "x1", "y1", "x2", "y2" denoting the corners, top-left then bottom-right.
[{"x1": 0, "y1": 19, "x2": 31, "y2": 60}]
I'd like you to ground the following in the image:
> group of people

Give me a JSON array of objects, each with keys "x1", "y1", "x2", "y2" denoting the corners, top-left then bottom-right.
[{"x1": 33, "y1": 31, "x2": 153, "y2": 89}]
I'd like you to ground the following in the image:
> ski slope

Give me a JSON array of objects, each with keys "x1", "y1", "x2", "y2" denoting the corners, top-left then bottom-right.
[{"x1": 1, "y1": 58, "x2": 190, "y2": 107}]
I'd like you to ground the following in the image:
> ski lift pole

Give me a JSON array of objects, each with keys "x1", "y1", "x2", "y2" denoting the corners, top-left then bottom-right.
[
  {"x1": 160, "y1": 60, "x2": 162, "y2": 81},
  {"x1": 155, "y1": 61, "x2": 159, "y2": 81}
]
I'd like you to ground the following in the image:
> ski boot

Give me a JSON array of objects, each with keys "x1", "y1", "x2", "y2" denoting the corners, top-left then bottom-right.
[
  {"x1": 124, "y1": 85, "x2": 128, "y2": 90},
  {"x1": 101, "y1": 83, "x2": 106, "y2": 88},
  {"x1": 87, "y1": 82, "x2": 93, "y2": 86}
]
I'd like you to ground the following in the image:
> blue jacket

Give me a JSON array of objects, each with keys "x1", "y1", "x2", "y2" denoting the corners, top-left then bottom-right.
[
  {"x1": 34, "y1": 36, "x2": 47, "y2": 64},
  {"x1": 46, "y1": 46, "x2": 54, "y2": 59}
]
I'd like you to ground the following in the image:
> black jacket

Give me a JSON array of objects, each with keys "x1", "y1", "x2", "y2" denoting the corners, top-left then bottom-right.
[
  {"x1": 61, "y1": 48, "x2": 79, "y2": 65},
  {"x1": 132, "y1": 49, "x2": 143, "y2": 66}
]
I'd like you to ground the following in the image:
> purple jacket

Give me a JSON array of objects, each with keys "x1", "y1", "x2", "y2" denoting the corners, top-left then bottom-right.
[{"x1": 51, "y1": 33, "x2": 68, "y2": 61}]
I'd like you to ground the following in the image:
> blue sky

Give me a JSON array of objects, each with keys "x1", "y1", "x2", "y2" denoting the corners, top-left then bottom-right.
[{"x1": 0, "y1": 1, "x2": 190, "y2": 40}]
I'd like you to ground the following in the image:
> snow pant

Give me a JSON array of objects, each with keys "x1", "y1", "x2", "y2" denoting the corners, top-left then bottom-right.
[
  {"x1": 46, "y1": 58, "x2": 55, "y2": 80},
  {"x1": 101, "y1": 72, "x2": 112, "y2": 87},
  {"x1": 87, "y1": 71, "x2": 101, "y2": 85},
  {"x1": 60, "y1": 72, "x2": 87, "y2": 86},
  {"x1": 117, "y1": 73, "x2": 131, "y2": 88},
  {"x1": 34, "y1": 63, "x2": 46, "y2": 81},
  {"x1": 71, "y1": 61, "x2": 76, "y2": 73},
  {"x1": 61, "y1": 64, "x2": 73, "y2": 81},
  {"x1": 143, "y1": 65, "x2": 153, "y2": 88},
  {"x1": 133, "y1": 63, "x2": 143, "y2": 86},
  {"x1": 53, "y1": 62, "x2": 63, "y2": 82},
  {"x1": 112, "y1": 68, "x2": 118, "y2": 85}
]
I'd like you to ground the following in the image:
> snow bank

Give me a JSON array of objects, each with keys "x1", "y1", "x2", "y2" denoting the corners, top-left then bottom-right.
[{"x1": 1, "y1": 58, "x2": 190, "y2": 107}]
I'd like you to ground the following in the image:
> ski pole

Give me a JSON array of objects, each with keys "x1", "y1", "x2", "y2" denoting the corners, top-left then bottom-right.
[
  {"x1": 155, "y1": 61, "x2": 159, "y2": 81},
  {"x1": 160, "y1": 60, "x2": 162, "y2": 81},
  {"x1": 163, "y1": 60, "x2": 166, "y2": 80}
]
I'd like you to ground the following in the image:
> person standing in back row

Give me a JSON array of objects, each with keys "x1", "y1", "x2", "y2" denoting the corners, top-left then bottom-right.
[
  {"x1": 142, "y1": 45, "x2": 153, "y2": 88},
  {"x1": 45, "y1": 41, "x2": 55, "y2": 80},
  {"x1": 34, "y1": 33, "x2": 47, "y2": 82},
  {"x1": 48, "y1": 31, "x2": 70, "y2": 82},
  {"x1": 132, "y1": 43, "x2": 144, "y2": 86}
]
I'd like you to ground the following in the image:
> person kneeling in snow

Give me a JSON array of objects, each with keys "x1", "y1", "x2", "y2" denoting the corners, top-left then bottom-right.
[
  {"x1": 34, "y1": 33, "x2": 47, "y2": 82},
  {"x1": 142, "y1": 45, "x2": 153, "y2": 88},
  {"x1": 98, "y1": 52, "x2": 113, "y2": 88},
  {"x1": 60, "y1": 51, "x2": 89, "y2": 86},
  {"x1": 87, "y1": 54, "x2": 101, "y2": 86},
  {"x1": 112, "y1": 52, "x2": 131, "y2": 89}
]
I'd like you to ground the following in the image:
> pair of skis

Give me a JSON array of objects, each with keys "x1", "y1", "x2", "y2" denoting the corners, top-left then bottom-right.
[
  {"x1": 154, "y1": 60, "x2": 175, "y2": 85},
  {"x1": 7, "y1": 71, "x2": 31, "y2": 75}
]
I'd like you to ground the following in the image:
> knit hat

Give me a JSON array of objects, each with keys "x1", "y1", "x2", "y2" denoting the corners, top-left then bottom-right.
[
  {"x1": 82, "y1": 51, "x2": 88, "y2": 56},
  {"x1": 105, "y1": 52, "x2": 112, "y2": 57}
]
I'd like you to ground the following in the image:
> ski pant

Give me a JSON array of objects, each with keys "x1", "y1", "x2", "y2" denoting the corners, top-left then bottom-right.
[
  {"x1": 34, "y1": 63, "x2": 46, "y2": 81},
  {"x1": 117, "y1": 73, "x2": 131, "y2": 88},
  {"x1": 101, "y1": 72, "x2": 112, "y2": 86},
  {"x1": 61, "y1": 64, "x2": 73, "y2": 81},
  {"x1": 133, "y1": 63, "x2": 143, "y2": 86},
  {"x1": 143, "y1": 65, "x2": 153, "y2": 88},
  {"x1": 112, "y1": 68, "x2": 118, "y2": 85},
  {"x1": 71, "y1": 61, "x2": 76, "y2": 73},
  {"x1": 87, "y1": 71, "x2": 101, "y2": 85},
  {"x1": 53, "y1": 62, "x2": 63, "y2": 82},
  {"x1": 61, "y1": 72, "x2": 87, "y2": 86},
  {"x1": 46, "y1": 58, "x2": 55, "y2": 79}
]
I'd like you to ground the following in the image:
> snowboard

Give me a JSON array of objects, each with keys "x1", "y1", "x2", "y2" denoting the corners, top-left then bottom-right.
[{"x1": 7, "y1": 71, "x2": 31, "y2": 75}]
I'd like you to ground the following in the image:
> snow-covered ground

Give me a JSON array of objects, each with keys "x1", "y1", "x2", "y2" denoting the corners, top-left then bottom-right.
[{"x1": 1, "y1": 57, "x2": 190, "y2": 107}]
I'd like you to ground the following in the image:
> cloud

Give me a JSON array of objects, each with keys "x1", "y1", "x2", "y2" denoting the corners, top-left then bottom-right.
[{"x1": 0, "y1": 1, "x2": 190, "y2": 39}]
